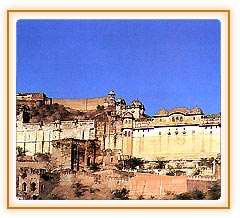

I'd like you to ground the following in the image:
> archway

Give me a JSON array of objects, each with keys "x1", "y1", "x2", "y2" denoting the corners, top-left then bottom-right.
[
  {"x1": 30, "y1": 182, "x2": 36, "y2": 191},
  {"x1": 22, "y1": 182, "x2": 27, "y2": 191}
]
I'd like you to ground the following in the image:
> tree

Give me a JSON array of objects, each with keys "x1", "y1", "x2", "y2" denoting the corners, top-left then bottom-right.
[
  {"x1": 73, "y1": 182, "x2": 89, "y2": 198},
  {"x1": 174, "y1": 190, "x2": 205, "y2": 200},
  {"x1": 16, "y1": 146, "x2": 25, "y2": 157},
  {"x1": 90, "y1": 163, "x2": 101, "y2": 172},
  {"x1": 124, "y1": 157, "x2": 144, "y2": 170},
  {"x1": 175, "y1": 192, "x2": 192, "y2": 200},
  {"x1": 35, "y1": 152, "x2": 50, "y2": 162},
  {"x1": 96, "y1": 105, "x2": 104, "y2": 111},
  {"x1": 207, "y1": 183, "x2": 221, "y2": 200},
  {"x1": 154, "y1": 158, "x2": 166, "y2": 169},
  {"x1": 115, "y1": 162, "x2": 124, "y2": 170},
  {"x1": 112, "y1": 188, "x2": 130, "y2": 200},
  {"x1": 191, "y1": 190, "x2": 205, "y2": 200}
]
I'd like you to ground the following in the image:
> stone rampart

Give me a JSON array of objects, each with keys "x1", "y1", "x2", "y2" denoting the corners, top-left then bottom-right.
[
  {"x1": 53, "y1": 96, "x2": 107, "y2": 111},
  {"x1": 129, "y1": 173, "x2": 188, "y2": 198}
]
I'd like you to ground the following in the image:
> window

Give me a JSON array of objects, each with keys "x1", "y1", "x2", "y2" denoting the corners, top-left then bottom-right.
[
  {"x1": 172, "y1": 117, "x2": 175, "y2": 122},
  {"x1": 176, "y1": 117, "x2": 179, "y2": 122},
  {"x1": 192, "y1": 130, "x2": 195, "y2": 134},
  {"x1": 22, "y1": 182, "x2": 27, "y2": 191},
  {"x1": 124, "y1": 131, "x2": 127, "y2": 137},
  {"x1": 159, "y1": 132, "x2": 161, "y2": 135},
  {"x1": 183, "y1": 127, "x2": 186, "y2": 134},
  {"x1": 193, "y1": 117, "x2": 195, "y2": 121},
  {"x1": 30, "y1": 182, "x2": 36, "y2": 191},
  {"x1": 175, "y1": 128, "x2": 178, "y2": 135},
  {"x1": 210, "y1": 131, "x2": 212, "y2": 135},
  {"x1": 128, "y1": 131, "x2": 131, "y2": 137},
  {"x1": 180, "y1": 117, "x2": 183, "y2": 122}
]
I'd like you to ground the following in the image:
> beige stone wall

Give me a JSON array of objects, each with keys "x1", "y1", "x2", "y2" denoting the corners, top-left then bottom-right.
[
  {"x1": 53, "y1": 96, "x2": 107, "y2": 111},
  {"x1": 131, "y1": 125, "x2": 220, "y2": 160},
  {"x1": 16, "y1": 120, "x2": 95, "y2": 156}
]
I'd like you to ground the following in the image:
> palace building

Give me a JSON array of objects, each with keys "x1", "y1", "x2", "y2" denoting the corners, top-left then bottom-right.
[{"x1": 16, "y1": 91, "x2": 221, "y2": 162}]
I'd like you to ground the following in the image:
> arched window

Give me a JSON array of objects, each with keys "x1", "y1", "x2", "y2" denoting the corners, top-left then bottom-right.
[
  {"x1": 22, "y1": 182, "x2": 27, "y2": 191},
  {"x1": 176, "y1": 117, "x2": 179, "y2": 122},
  {"x1": 30, "y1": 182, "x2": 36, "y2": 191},
  {"x1": 128, "y1": 131, "x2": 131, "y2": 137},
  {"x1": 172, "y1": 117, "x2": 175, "y2": 122},
  {"x1": 180, "y1": 117, "x2": 183, "y2": 122}
]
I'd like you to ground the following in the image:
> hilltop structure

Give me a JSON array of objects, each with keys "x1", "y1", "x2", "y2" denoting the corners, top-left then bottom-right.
[
  {"x1": 16, "y1": 91, "x2": 221, "y2": 161},
  {"x1": 16, "y1": 91, "x2": 221, "y2": 200}
]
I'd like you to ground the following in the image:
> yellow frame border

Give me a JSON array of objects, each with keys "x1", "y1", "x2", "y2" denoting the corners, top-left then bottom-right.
[{"x1": 7, "y1": 9, "x2": 231, "y2": 209}]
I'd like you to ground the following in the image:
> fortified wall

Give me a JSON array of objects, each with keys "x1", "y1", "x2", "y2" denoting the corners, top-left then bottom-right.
[
  {"x1": 16, "y1": 120, "x2": 95, "y2": 155},
  {"x1": 16, "y1": 91, "x2": 221, "y2": 161},
  {"x1": 53, "y1": 96, "x2": 107, "y2": 111}
]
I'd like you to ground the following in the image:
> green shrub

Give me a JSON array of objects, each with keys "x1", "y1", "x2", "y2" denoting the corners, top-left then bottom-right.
[
  {"x1": 207, "y1": 183, "x2": 221, "y2": 200},
  {"x1": 112, "y1": 188, "x2": 130, "y2": 200}
]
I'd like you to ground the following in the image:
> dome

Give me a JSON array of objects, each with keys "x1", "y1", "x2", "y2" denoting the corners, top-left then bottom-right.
[
  {"x1": 116, "y1": 98, "x2": 126, "y2": 105},
  {"x1": 130, "y1": 98, "x2": 144, "y2": 108},
  {"x1": 108, "y1": 90, "x2": 115, "y2": 95},
  {"x1": 169, "y1": 107, "x2": 190, "y2": 115},
  {"x1": 155, "y1": 108, "x2": 169, "y2": 116},
  {"x1": 190, "y1": 106, "x2": 203, "y2": 115}
]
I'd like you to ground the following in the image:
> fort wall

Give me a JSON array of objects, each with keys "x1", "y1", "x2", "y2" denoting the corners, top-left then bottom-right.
[
  {"x1": 129, "y1": 174, "x2": 188, "y2": 198},
  {"x1": 16, "y1": 120, "x2": 95, "y2": 155},
  {"x1": 53, "y1": 96, "x2": 107, "y2": 111}
]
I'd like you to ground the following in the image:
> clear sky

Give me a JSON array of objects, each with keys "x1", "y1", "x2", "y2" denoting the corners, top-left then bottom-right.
[{"x1": 17, "y1": 19, "x2": 221, "y2": 116}]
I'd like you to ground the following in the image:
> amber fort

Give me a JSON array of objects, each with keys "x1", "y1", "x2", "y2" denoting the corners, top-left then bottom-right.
[{"x1": 16, "y1": 91, "x2": 221, "y2": 200}]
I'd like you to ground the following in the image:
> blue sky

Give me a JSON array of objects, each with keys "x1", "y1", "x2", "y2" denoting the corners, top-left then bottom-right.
[{"x1": 17, "y1": 19, "x2": 221, "y2": 116}]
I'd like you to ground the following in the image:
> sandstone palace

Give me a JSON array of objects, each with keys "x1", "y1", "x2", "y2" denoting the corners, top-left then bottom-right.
[
  {"x1": 16, "y1": 91, "x2": 220, "y2": 161},
  {"x1": 16, "y1": 91, "x2": 221, "y2": 200}
]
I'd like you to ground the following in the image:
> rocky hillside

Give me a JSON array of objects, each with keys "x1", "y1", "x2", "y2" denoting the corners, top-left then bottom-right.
[{"x1": 16, "y1": 102, "x2": 100, "y2": 123}]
